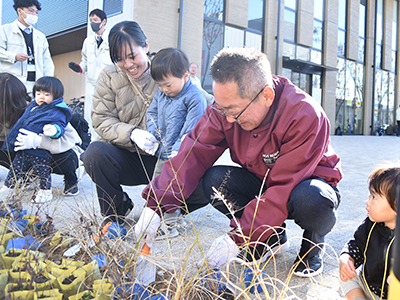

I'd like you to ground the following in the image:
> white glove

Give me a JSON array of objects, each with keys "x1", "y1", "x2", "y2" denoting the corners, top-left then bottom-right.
[
  {"x1": 203, "y1": 234, "x2": 239, "y2": 269},
  {"x1": 169, "y1": 151, "x2": 178, "y2": 158},
  {"x1": 43, "y1": 124, "x2": 58, "y2": 137},
  {"x1": 130, "y1": 128, "x2": 159, "y2": 155},
  {"x1": 14, "y1": 128, "x2": 42, "y2": 151},
  {"x1": 134, "y1": 207, "x2": 161, "y2": 248}
]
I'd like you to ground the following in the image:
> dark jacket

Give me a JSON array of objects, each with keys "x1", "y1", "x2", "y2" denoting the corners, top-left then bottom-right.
[
  {"x1": 2, "y1": 97, "x2": 72, "y2": 157},
  {"x1": 341, "y1": 217, "x2": 395, "y2": 298}
]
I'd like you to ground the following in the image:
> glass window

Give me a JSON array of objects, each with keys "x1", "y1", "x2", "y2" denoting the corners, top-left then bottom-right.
[
  {"x1": 204, "y1": 0, "x2": 224, "y2": 21},
  {"x1": 225, "y1": 26, "x2": 244, "y2": 47},
  {"x1": 284, "y1": 10, "x2": 296, "y2": 42},
  {"x1": 313, "y1": 20, "x2": 323, "y2": 50},
  {"x1": 314, "y1": 0, "x2": 323, "y2": 21},
  {"x1": 338, "y1": 30, "x2": 345, "y2": 56},
  {"x1": 245, "y1": 32, "x2": 262, "y2": 51},
  {"x1": 248, "y1": 0, "x2": 264, "y2": 31},
  {"x1": 285, "y1": 0, "x2": 297, "y2": 10},
  {"x1": 297, "y1": 45, "x2": 310, "y2": 61},
  {"x1": 358, "y1": 38, "x2": 365, "y2": 62},
  {"x1": 338, "y1": 0, "x2": 347, "y2": 30},
  {"x1": 282, "y1": 42, "x2": 296, "y2": 59},
  {"x1": 103, "y1": 0, "x2": 123, "y2": 16},
  {"x1": 202, "y1": 20, "x2": 224, "y2": 92}
]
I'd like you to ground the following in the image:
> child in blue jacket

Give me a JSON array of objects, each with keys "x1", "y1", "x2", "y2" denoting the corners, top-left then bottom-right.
[
  {"x1": 146, "y1": 48, "x2": 206, "y2": 237},
  {"x1": 0, "y1": 76, "x2": 72, "y2": 203}
]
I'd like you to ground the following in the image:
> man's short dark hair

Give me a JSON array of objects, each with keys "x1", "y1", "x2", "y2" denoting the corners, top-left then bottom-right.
[
  {"x1": 151, "y1": 48, "x2": 189, "y2": 82},
  {"x1": 13, "y1": 0, "x2": 41, "y2": 11},
  {"x1": 89, "y1": 8, "x2": 107, "y2": 21}
]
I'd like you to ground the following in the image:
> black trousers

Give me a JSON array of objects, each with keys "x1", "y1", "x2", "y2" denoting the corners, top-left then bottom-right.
[{"x1": 81, "y1": 141, "x2": 158, "y2": 217}]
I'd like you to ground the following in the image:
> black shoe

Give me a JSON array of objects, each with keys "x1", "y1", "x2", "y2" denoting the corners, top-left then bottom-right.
[
  {"x1": 117, "y1": 192, "x2": 134, "y2": 217},
  {"x1": 292, "y1": 254, "x2": 323, "y2": 277},
  {"x1": 238, "y1": 223, "x2": 288, "y2": 265},
  {"x1": 64, "y1": 180, "x2": 79, "y2": 196}
]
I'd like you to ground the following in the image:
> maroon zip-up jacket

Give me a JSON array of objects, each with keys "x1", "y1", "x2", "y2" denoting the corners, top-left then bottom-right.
[{"x1": 143, "y1": 75, "x2": 343, "y2": 246}]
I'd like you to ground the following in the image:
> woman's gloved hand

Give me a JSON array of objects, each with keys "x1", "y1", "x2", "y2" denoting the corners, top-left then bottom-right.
[
  {"x1": 14, "y1": 129, "x2": 42, "y2": 151},
  {"x1": 134, "y1": 207, "x2": 161, "y2": 248},
  {"x1": 202, "y1": 234, "x2": 240, "y2": 268},
  {"x1": 130, "y1": 128, "x2": 159, "y2": 155}
]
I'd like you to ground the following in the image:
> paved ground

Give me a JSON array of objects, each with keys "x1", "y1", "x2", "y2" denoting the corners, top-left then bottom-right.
[{"x1": 1, "y1": 135, "x2": 399, "y2": 299}]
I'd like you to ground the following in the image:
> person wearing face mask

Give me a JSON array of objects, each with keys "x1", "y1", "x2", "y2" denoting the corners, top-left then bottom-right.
[
  {"x1": 68, "y1": 9, "x2": 112, "y2": 139},
  {"x1": 0, "y1": 0, "x2": 54, "y2": 94}
]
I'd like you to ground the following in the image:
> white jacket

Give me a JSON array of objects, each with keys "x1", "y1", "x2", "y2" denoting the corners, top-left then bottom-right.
[
  {"x1": 80, "y1": 29, "x2": 112, "y2": 86},
  {"x1": 0, "y1": 20, "x2": 54, "y2": 87}
]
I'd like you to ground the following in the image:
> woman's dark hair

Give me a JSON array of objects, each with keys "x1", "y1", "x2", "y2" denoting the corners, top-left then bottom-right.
[
  {"x1": 13, "y1": 0, "x2": 41, "y2": 11},
  {"x1": 151, "y1": 48, "x2": 189, "y2": 82},
  {"x1": 109, "y1": 21, "x2": 147, "y2": 64},
  {"x1": 0, "y1": 73, "x2": 30, "y2": 129},
  {"x1": 33, "y1": 76, "x2": 64, "y2": 100}
]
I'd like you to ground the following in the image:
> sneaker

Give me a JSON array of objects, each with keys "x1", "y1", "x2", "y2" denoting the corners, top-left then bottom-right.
[
  {"x1": 33, "y1": 189, "x2": 53, "y2": 203},
  {"x1": 64, "y1": 180, "x2": 79, "y2": 196},
  {"x1": 156, "y1": 223, "x2": 179, "y2": 240},
  {"x1": 292, "y1": 254, "x2": 323, "y2": 278},
  {"x1": 163, "y1": 208, "x2": 188, "y2": 227},
  {"x1": 237, "y1": 223, "x2": 289, "y2": 265},
  {"x1": 117, "y1": 192, "x2": 134, "y2": 217}
]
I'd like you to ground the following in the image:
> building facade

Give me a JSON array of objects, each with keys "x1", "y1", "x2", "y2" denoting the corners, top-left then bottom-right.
[{"x1": 1, "y1": 0, "x2": 399, "y2": 135}]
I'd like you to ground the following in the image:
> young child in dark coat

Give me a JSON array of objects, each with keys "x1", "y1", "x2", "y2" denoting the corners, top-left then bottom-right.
[
  {"x1": 339, "y1": 166, "x2": 398, "y2": 300},
  {"x1": 0, "y1": 76, "x2": 72, "y2": 203}
]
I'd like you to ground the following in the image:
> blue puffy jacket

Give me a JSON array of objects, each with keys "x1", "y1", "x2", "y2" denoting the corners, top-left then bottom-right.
[
  {"x1": 147, "y1": 79, "x2": 206, "y2": 159},
  {"x1": 2, "y1": 97, "x2": 72, "y2": 157}
]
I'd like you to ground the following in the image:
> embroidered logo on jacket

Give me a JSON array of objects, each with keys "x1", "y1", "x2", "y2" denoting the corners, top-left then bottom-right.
[{"x1": 262, "y1": 151, "x2": 279, "y2": 165}]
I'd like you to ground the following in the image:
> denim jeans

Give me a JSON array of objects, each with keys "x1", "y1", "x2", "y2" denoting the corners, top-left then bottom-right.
[{"x1": 200, "y1": 165, "x2": 341, "y2": 257}]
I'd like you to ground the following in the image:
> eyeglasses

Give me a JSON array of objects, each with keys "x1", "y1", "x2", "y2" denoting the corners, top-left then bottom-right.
[{"x1": 211, "y1": 86, "x2": 266, "y2": 122}]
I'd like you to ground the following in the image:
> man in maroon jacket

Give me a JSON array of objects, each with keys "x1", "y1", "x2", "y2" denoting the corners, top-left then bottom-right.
[{"x1": 135, "y1": 47, "x2": 343, "y2": 277}]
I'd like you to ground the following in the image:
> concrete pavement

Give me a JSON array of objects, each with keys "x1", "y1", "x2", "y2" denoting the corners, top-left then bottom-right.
[{"x1": 1, "y1": 135, "x2": 399, "y2": 299}]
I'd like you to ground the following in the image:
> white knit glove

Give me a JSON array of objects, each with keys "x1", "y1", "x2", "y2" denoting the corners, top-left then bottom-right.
[
  {"x1": 14, "y1": 129, "x2": 42, "y2": 151},
  {"x1": 203, "y1": 234, "x2": 239, "y2": 268},
  {"x1": 169, "y1": 151, "x2": 178, "y2": 158},
  {"x1": 134, "y1": 207, "x2": 161, "y2": 248},
  {"x1": 43, "y1": 124, "x2": 58, "y2": 137},
  {"x1": 130, "y1": 128, "x2": 159, "y2": 155}
]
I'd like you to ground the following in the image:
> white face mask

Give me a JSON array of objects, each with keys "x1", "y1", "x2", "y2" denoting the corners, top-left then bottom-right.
[{"x1": 22, "y1": 11, "x2": 38, "y2": 26}]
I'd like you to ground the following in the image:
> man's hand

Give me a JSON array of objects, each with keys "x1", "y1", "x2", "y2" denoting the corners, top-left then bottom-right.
[
  {"x1": 339, "y1": 253, "x2": 357, "y2": 282},
  {"x1": 134, "y1": 207, "x2": 161, "y2": 248},
  {"x1": 43, "y1": 124, "x2": 58, "y2": 137},
  {"x1": 130, "y1": 128, "x2": 159, "y2": 155},
  {"x1": 14, "y1": 129, "x2": 42, "y2": 151},
  {"x1": 68, "y1": 62, "x2": 83, "y2": 73},
  {"x1": 15, "y1": 53, "x2": 29, "y2": 62},
  {"x1": 203, "y1": 234, "x2": 239, "y2": 269}
]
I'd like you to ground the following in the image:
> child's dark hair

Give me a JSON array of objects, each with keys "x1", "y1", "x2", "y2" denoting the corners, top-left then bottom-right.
[
  {"x1": 33, "y1": 76, "x2": 64, "y2": 100},
  {"x1": 109, "y1": 21, "x2": 147, "y2": 64},
  {"x1": 150, "y1": 48, "x2": 189, "y2": 82},
  {"x1": 89, "y1": 8, "x2": 106, "y2": 21},
  {"x1": 13, "y1": 0, "x2": 41, "y2": 11},
  {"x1": 368, "y1": 166, "x2": 400, "y2": 211}
]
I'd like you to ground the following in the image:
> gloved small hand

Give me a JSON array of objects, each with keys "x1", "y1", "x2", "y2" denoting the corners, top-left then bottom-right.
[
  {"x1": 130, "y1": 128, "x2": 158, "y2": 155},
  {"x1": 203, "y1": 234, "x2": 239, "y2": 268},
  {"x1": 169, "y1": 151, "x2": 178, "y2": 158},
  {"x1": 68, "y1": 62, "x2": 82, "y2": 73},
  {"x1": 43, "y1": 124, "x2": 58, "y2": 137},
  {"x1": 134, "y1": 207, "x2": 161, "y2": 248},
  {"x1": 14, "y1": 128, "x2": 42, "y2": 151}
]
